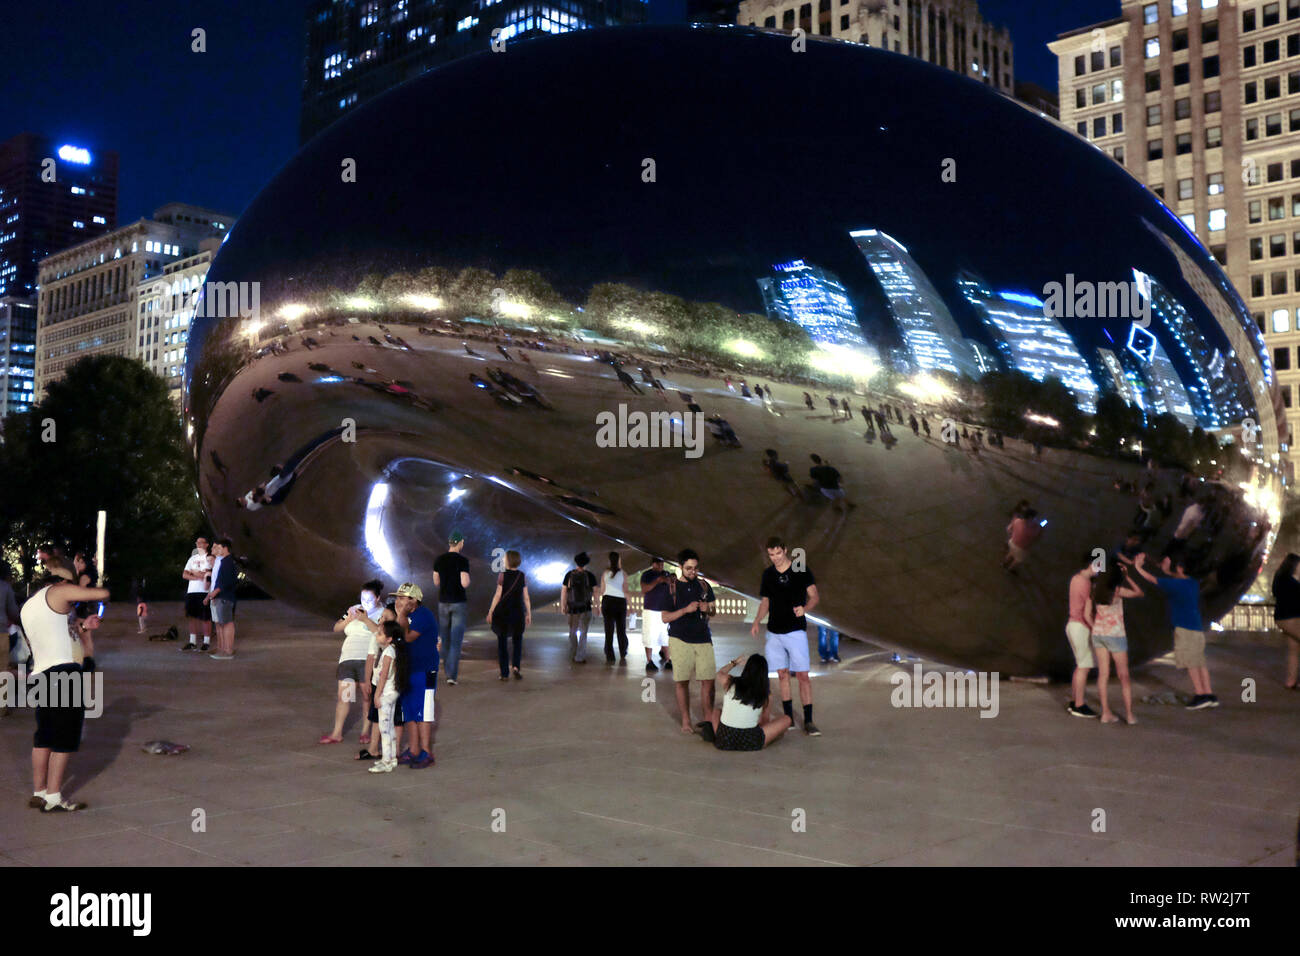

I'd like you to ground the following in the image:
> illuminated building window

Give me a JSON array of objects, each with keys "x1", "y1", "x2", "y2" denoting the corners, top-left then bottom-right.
[
  {"x1": 1112, "y1": 78, "x2": 1124, "y2": 100},
  {"x1": 1274, "y1": 307, "x2": 1290, "y2": 332},
  {"x1": 1146, "y1": 38, "x2": 1161, "y2": 59},
  {"x1": 1180, "y1": 213, "x2": 1196, "y2": 232},
  {"x1": 1144, "y1": 3, "x2": 1158, "y2": 25},
  {"x1": 1209, "y1": 209, "x2": 1227, "y2": 230},
  {"x1": 1208, "y1": 172, "x2": 1224, "y2": 194}
]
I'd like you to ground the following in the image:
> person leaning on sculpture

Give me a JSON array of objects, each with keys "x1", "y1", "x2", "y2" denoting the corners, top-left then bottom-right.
[{"x1": 1271, "y1": 553, "x2": 1300, "y2": 690}]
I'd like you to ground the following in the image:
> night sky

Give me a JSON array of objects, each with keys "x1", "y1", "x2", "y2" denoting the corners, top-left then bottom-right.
[{"x1": 3, "y1": 1, "x2": 1117, "y2": 225}]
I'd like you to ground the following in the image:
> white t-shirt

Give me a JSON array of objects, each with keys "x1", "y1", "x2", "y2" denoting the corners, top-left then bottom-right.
[
  {"x1": 209, "y1": 555, "x2": 225, "y2": 595},
  {"x1": 377, "y1": 644, "x2": 399, "y2": 701},
  {"x1": 1175, "y1": 503, "x2": 1204, "y2": 538},
  {"x1": 603, "y1": 569, "x2": 626, "y2": 599},
  {"x1": 339, "y1": 618, "x2": 372, "y2": 663},
  {"x1": 184, "y1": 551, "x2": 212, "y2": 594},
  {"x1": 720, "y1": 686, "x2": 762, "y2": 729}
]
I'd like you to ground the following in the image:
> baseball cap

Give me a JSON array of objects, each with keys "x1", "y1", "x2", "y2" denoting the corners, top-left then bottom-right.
[
  {"x1": 449, "y1": 532, "x2": 464, "y2": 544},
  {"x1": 650, "y1": 556, "x2": 664, "y2": 564},
  {"x1": 389, "y1": 582, "x2": 423, "y2": 601}
]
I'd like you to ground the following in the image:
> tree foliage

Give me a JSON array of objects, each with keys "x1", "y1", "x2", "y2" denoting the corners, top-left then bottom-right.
[{"x1": 0, "y1": 356, "x2": 201, "y2": 597}]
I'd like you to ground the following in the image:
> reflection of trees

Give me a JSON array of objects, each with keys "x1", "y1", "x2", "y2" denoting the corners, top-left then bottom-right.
[{"x1": 978, "y1": 369, "x2": 1251, "y2": 477}]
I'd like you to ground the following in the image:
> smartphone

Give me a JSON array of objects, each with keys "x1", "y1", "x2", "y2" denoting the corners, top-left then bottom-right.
[{"x1": 1039, "y1": 519, "x2": 1048, "y2": 527}]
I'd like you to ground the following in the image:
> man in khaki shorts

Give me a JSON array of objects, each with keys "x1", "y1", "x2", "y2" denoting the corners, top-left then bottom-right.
[
  {"x1": 661, "y1": 548, "x2": 717, "y2": 734},
  {"x1": 1133, "y1": 553, "x2": 1217, "y2": 709}
]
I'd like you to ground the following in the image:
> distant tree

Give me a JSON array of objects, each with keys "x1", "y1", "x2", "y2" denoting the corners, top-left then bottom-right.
[
  {"x1": 0, "y1": 356, "x2": 201, "y2": 597},
  {"x1": 1092, "y1": 391, "x2": 1144, "y2": 456}
]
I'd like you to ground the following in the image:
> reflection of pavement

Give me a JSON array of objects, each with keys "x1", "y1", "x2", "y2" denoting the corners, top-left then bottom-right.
[{"x1": 0, "y1": 602, "x2": 1294, "y2": 865}]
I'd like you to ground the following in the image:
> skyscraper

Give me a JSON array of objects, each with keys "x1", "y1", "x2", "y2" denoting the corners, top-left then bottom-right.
[
  {"x1": 300, "y1": 0, "x2": 649, "y2": 142},
  {"x1": 851, "y1": 227, "x2": 980, "y2": 378},
  {"x1": 736, "y1": 0, "x2": 1014, "y2": 94},
  {"x1": 34, "y1": 204, "x2": 234, "y2": 397},
  {"x1": 1050, "y1": 0, "x2": 1300, "y2": 464},
  {"x1": 0, "y1": 296, "x2": 36, "y2": 417},
  {"x1": 956, "y1": 271, "x2": 1100, "y2": 412},
  {"x1": 756, "y1": 259, "x2": 865, "y2": 348},
  {"x1": 0, "y1": 133, "x2": 118, "y2": 299}
]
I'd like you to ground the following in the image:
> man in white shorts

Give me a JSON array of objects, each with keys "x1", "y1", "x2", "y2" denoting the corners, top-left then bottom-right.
[
  {"x1": 1065, "y1": 555, "x2": 1100, "y2": 718},
  {"x1": 181, "y1": 537, "x2": 213, "y2": 652},
  {"x1": 639, "y1": 556, "x2": 672, "y2": 673},
  {"x1": 750, "y1": 537, "x2": 821, "y2": 735}
]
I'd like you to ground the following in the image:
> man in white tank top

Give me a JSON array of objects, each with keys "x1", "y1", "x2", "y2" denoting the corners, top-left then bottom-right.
[{"x1": 19, "y1": 577, "x2": 109, "y2": 813}]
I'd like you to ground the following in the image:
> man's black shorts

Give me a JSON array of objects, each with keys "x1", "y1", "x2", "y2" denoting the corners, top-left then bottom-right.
[
  {"x1": 33, "y1": 663, "x2": 86, "y2": 753},
  {"x1": 184, "y1": 592, "x2": 210, "y2": 620}
]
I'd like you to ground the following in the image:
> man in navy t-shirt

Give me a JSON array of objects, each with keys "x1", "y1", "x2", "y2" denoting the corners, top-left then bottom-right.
[
  {"x1": 393, "y1": 583, "x2": 440, "y2": 767},
  {"x1": 639, "y1": 556, "x2": 672, "y2": 673},
  {"x1": 1132, "y1": 553, "x2": 1217, "y2": 709}
]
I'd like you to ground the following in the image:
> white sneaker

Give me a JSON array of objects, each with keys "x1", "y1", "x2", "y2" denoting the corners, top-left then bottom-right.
[{"x1": 368, "y1": 759, "x2": 395, "y2": 773}]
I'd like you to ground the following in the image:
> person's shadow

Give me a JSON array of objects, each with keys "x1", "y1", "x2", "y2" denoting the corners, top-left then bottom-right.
[{"x1": 68, "y1": 696, "x2": 164, "y2": 792}]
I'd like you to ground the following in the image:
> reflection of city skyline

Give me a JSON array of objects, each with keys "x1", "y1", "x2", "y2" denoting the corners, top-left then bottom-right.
[
  {"x1": 850, "y1": 228, "x2": 982, "y2": 380},
  {"x1": 756, "y1": 259, "x2": 867, "y2": 350},
  {"x1": 956, "y1": 272, "x2": 1099, "y2": 414}
]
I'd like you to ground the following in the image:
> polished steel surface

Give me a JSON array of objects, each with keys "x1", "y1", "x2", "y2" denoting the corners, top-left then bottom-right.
[{"x1": 187, "y1": 25, "x2": 1280, "y2": 676}]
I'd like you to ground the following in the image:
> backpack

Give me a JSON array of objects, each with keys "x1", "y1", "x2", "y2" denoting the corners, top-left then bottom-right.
[{"x1": 567, "y1": 569, "x2": 593, "y2": 609}]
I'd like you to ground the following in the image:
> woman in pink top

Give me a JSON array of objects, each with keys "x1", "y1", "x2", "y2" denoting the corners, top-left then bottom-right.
[
  {"x1": 1002, "y1": 508, "x2": 1044, "y2": 572},
  {"x1": 1090, "y1": 565, "x2": 1144, "y2": 725}
]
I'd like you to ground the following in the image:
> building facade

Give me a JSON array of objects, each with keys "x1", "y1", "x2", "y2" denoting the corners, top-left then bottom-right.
[
  {"x1": 135, "y1": 237, "x2": 222, "y2": 402},
  {"x1": 0, "y1": 133, "x2": 118, "y2": 300},
  {"x1": 34, "y1": 204, "x2": 233, "y2": 397},
  {"x1": 736, "y1": 0, "x2": 1014, "y2": 94},
  {"x1": 1051, "y1": 0, "x2": 1300, "y2": 462},
  {"x1": 300, "y1": 0, "x2": 649, "y2": 142},
  {"x1": 0, "y1": 296, "x2": 37, "y2": 417}
]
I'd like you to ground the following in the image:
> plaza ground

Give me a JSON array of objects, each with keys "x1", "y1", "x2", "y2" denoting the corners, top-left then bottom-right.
[{"x1": 0, "y1": 601, "x2": 1296, "y2": 866}]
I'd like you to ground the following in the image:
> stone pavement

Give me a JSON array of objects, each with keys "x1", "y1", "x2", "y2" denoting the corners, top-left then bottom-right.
[{"x1": 1, "y1": 601, "x2": 1296, "y2": 866}]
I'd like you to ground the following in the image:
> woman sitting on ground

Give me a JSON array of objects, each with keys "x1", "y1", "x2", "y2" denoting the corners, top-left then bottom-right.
[{"x1": 698, "y1": 653, "x2": 792, "y2": 750}]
